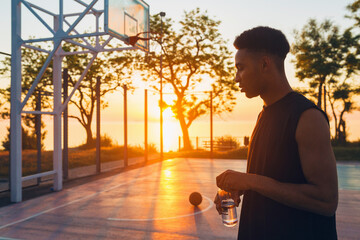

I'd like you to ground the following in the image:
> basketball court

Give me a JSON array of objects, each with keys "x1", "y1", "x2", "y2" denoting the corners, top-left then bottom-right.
[
  {"x1": 0, "y1": 158, "x2": 244, "y2": 239},
  {"x1": 5, "y1": 1, "x2": 360, "y2": 239},
  {"x1": 0, "y1": 158, "x2": 360, "y2": 239}
]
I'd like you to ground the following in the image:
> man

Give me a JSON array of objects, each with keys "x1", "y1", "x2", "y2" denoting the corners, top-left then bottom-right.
[{"x1": 214, "y1": 27, "x2": 338, "y2": 239}]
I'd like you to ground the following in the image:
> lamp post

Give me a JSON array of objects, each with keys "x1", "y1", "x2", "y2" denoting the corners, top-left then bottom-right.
[{"x1": 159, "y1": 11, "x2": 165, "y2": 159}]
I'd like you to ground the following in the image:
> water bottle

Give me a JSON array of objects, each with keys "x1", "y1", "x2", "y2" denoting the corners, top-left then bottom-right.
[{"x1": 218, "y1": 189, "x2": 238, "y2": 227}]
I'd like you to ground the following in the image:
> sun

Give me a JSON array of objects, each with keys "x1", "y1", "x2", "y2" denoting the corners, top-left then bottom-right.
[
  {"x1": 163, "y1": 108, "x2": 175, "y2": 120},
  {"x1": 162, "y1": 108, "x2": 180, "y2": 152}
]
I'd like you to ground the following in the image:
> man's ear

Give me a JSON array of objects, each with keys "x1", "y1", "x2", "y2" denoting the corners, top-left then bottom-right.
[{"x1": 261, "y1": 56, "x2": 271, "y2": 72}]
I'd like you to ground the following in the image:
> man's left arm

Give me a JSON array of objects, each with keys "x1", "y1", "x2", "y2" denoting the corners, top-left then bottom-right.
[{"x1": 216, "y1": 108, "x2": 338, "y2": 216}]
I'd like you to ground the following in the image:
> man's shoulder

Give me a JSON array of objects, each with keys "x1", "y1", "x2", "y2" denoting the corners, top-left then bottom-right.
[
  {"x1": 299, "y1": 108, "x2": 328, "y2": 124},
  {"x1": 288, "y1": 92, "x2": 328, "y2": 123},
  {"x1": 290, "y1": 92, "x2": 316, "y2": 107},
  {"x1": 296, "y1": 107, "x2": 330, "y2": 143}
]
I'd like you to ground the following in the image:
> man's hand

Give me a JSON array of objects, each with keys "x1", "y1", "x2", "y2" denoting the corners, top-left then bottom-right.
[
  {"x1": 214, "y1": 190, "x2": 243, "y2": 215},
  {"x1": 216, "y1": 169, "x2": 250, "y2": 192},
  {"x1": 213, "y1": 192, "x2": 222, "y2": 215}
]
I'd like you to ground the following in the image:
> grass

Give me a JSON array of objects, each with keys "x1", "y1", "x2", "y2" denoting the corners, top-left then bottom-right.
[
  {"x1": 1, "y1": 143, "x2": 359, "y2": 179},
  {"x1": 164, "y1": 147, "x2": 248, "y2": 159},
  {"x1": 333, "y1": 146, "x2": 360, "y2": 161},
  {"x1": 166, "y1": 145, "x2": 360, "y2": 162},
  {"x1": 0, "y1": 145, "x2": 156, "y2": 178}
]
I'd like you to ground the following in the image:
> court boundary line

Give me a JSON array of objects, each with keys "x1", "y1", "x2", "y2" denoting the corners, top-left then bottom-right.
[
  {"x1": 107, "y1": 195, "x2": 214, "y2": 222},
  {"x1": 0, "y1": 176, "x2": 149, "y2": 230},
  {"x1": 0, "y1": 237, "x2": 23, "y2": 240}
]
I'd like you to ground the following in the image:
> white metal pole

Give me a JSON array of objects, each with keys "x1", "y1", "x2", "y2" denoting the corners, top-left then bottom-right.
[
  {"x1": 53, "y1": 15, "x2": 63, "y2": 191},
  {"x1": 95, "y1": 11, "x2": 100, "y2": 47},
  {"x1": 10, "y1": 0, "x2": 23, "y2": 203},
  {"x1": 59, "y1": 0, "x2": 63, "y2": 31}
]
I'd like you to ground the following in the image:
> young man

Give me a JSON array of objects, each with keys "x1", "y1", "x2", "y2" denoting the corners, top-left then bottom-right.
[{"x1": 214, "y1": 27, "x2": 338, "y2": 239}]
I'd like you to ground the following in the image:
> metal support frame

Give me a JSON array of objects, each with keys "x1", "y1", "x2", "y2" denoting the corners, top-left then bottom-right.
[
  {"x1": 96, "y1": 76, "x2": 101, "y2": 174},
  {"x1": 123, "y1": 85, "x2": 128, "y2": 167},
  {"x1": 63, "y1": 69, "x2": 69, "y2": 180},
  {"x1": 10, "y1": 0, "x2": 143, "y2": 202},
  {"x1": 210, "y1": 91, "x2": 213, "y2": 157},
  {"x1": 35, "y1": 91, "x2": 42, "y2": 185},
  {"x1": 53, "y1": 14, "x2": 63, "y2": 191},
  {"x1": 144, "y1": 89, "x2": 148, "y2": 162},
  {"x1": 11, "y1": 0, "x2": 23, "y2": 203}
]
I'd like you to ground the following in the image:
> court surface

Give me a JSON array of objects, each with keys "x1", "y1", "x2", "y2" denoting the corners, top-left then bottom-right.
[{"x1": 0, "y1": 158, "x2": 359, "y2": 240}]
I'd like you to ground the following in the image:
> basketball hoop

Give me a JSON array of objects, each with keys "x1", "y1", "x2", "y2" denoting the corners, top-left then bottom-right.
[
  {"x1": 125, "y1": 12, "x2": 166, "y2": 47},
  {"x1": 125, "y1": 31, "x2": 161, "y2": 46}
]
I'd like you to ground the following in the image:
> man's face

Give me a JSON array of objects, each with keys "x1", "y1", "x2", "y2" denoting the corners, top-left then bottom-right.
[{"x1": 234, "y1": 49, "x2": 264, "y2": 98}]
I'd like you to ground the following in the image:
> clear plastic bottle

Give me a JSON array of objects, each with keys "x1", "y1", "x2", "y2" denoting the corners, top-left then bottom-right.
[{"x1": 218, "y1": 189, "x2": 238, "y2": 227}]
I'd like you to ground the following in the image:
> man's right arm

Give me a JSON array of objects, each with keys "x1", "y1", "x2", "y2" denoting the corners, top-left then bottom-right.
[{"x1": 216, "y1": 108, "x2": 338, "y2": 216}]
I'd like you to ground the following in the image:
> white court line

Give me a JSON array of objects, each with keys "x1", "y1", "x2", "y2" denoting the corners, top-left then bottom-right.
[
  {"x1": 107, "y1": 195, "x2": 214, "y2": 222},
  {"x1": 0, "y1": 176, "x2": 148, "y2": 230},
  {"x1": 0, "y1": 237, "x2": 23, "y2": 240}
]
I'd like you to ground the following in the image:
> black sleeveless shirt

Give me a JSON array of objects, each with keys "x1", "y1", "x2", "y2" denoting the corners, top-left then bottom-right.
[{"x1": 238, "y1": 92, "x2": 337, "y2": 240}]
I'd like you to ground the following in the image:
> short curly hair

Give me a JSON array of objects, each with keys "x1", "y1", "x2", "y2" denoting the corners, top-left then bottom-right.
[{"x1": 234, "y1": 26, "x2": 290, "y2": 60}]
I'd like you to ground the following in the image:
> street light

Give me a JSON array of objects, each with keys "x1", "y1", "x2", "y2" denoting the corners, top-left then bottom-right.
[
  {"x1": 159, "y1": 11, "x2": 165, "y2": 159},
  {"x1": 126, "y1": 12, "x2": 166, "y2": 159}
]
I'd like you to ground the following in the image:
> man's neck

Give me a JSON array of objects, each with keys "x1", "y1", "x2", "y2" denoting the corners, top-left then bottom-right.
[{"x1": 260, "y1": 76, "x2": 293, "y2": 107}]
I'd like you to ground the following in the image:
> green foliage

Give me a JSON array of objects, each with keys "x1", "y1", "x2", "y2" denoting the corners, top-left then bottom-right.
[
  {"x1": 0, "y1": 37, "x2": 134, "y2": 148},
  {"x1": 0, "y1": 144, "x2": 159, "y2": 179},
  {"x1": 346, "y1": 0, "x2": 360, "y2": 27},
  {"x1": 215, "y1": 135, "x2": 240, "y2": 149},
  {"x1": 292, "y1": 17, "x2": 360, "y2": 143},
  {"x1": 0, "y1": 44, "x2": 51, "y2": 148},
  {"x1": 147, "y1": 143, "x2": 158, "y2": 154},
  {"x1": 134, "y1": 8, "x2": 238, "y2": 150},
  {"x1": 62, "y1": 40, "x2": 134, "y2": 145},
  {"x1": 292, "y1": 19, "x2": 343, "y2": 107},
  {"x1": 333, "y1": 145, "x2": 360, "y2": 161},
  {"x1": 292, "y1": 19, "x2": 341, "y2": 80},
  {"x1": 167, "y1": 147, "x2": 248, "y2": 159},
  {"x1": 77, "y1": 134, "x2": 115, "y2": 149},
  {"x1": 0, "y1": 43, "x2": 54, "y2": 111},
  {"x1": 2, "y1": 126, "x2": 43, "y2": 151}
]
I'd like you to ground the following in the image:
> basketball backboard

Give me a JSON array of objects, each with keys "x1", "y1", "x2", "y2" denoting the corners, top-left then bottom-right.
[{"x1": 105, "y1": 0, "x2": 150, "y2": 51}]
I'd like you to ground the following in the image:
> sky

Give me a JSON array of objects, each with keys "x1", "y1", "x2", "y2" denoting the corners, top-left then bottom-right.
[{"x1": 0, "y1": 0, "x2": 360, "y2": 145}]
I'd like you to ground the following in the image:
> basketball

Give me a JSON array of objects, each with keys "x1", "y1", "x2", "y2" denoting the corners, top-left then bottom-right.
[{"x1": 189, "y1": 192, "x2": 202, "y2": 206}]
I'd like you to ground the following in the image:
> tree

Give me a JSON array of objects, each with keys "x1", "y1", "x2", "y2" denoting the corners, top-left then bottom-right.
[
  {"x1": 327, "y1": 28, "x2": 360, "y2": 144},
  {"x1": 0, "y1": 40, "x2": 133, "y2": 149},
  {"x1": 134, "y1": 9, "x2": 238, "y2": 150},
  {"x1": 292, "y1": 19, "x2": 360, "y2": 143},
  {"x1": 2, "y1": 127, "x2": 39, "y2": 151},
  {"x1": 62, "y1": 42, "x2": 134, "y2": 147},
  {"x1": 0, "y1": 43, "x2": 52, "y2": 149},
  {"x1": 328, "y1": 84, "x2": 358, "y2": 144},
  {"x1": 346, "y1": 0, "x2": 360, "y2": 26},
  {"x1": 292, "y1": 19, "x2": 343, "y2": 111}
]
